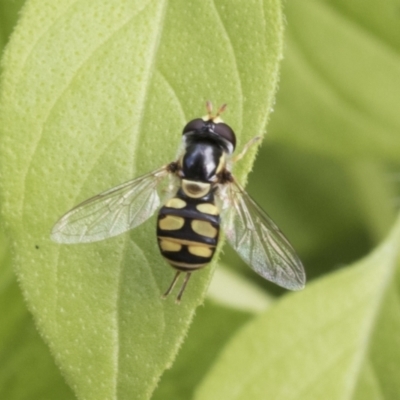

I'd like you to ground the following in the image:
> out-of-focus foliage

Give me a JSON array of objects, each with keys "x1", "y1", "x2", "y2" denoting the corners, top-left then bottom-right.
[
  {"x1": 1, "y1": 0, "x2": 399, "y2": 399},
  {"x1": 245, "y1": 0, "x2": 399, "y2": 290},
  {"x1": 196, "y1": 217, "x2": 400, "y2": 399}
]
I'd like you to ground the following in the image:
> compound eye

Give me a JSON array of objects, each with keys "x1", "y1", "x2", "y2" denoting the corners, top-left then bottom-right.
[
  {"x1": 214, "y1": 123, "x2": 236, "y2": 150},
  {"x1": 182, "y1": 118, "x2": 206, "y2": 134}
]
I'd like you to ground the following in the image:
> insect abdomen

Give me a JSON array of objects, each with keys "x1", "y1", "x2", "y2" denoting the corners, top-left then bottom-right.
[{"x1": 157, "y1": 193, "x2": 220, "y2": 271}]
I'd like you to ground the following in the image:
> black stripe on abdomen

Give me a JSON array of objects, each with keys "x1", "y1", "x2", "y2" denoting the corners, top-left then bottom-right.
[{"x1": 156, "y1": 194, "x2": 220, "y2": 271}]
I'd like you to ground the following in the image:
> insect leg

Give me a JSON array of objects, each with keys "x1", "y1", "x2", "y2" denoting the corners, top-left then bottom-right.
[
  {"x1": 176, "y1": 273, "x2": 192, "y2": 304},
  {"x1": 162, "y1": 271, "x2": 181, "y2": 299},
  {"x1": 232, "y1": 136, "x2": 261, "y2": 163}
]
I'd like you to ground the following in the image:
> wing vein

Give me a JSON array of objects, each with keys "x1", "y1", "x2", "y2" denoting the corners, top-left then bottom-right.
[{"x1": 222, "y1": 179, "x2": 305, "y2": 290}]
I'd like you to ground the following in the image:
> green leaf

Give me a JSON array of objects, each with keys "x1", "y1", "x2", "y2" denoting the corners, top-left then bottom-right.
[
  {"x1": 0, "y1": 255, "x2": 74, "y2": 400},
  {"x1": 207, "y1": 265, "x2": 273, "y2": 312},
  {"x1": 0, "y1": 0, "x2": 26, "y2": 53},
  {"x1": 194, "y1": 215, "x2": 400, "y2": 400},
  {"x1": 322, "y1": 0, "x2": 400, "y2": 53},
  {"x1": 0, "y1": 1, "x2": 283, "y2": 399},
  {"x1": 238, "y1": 0, "x2": 400, "y2": 287},
  {"x1": 247, "y1": 143, "x2": 397, "y2": 283},
  {"x1": 268, "y1": 0, "x2": 400, "y2": 161},
  {"x1": 1, "y1": 1, "x2": 74, "y2": 398},
  {"x1": 153, "y1": 300, "x2": 254, "y2": 400}
]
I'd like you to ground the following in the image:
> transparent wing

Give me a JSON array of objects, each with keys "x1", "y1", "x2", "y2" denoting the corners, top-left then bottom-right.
[
  {"x1": 222, "y1": 179, "x2": 306, "y2": 290},
  {"x1": 51, "y1": 166, "x2": 170, "y2": 243}
]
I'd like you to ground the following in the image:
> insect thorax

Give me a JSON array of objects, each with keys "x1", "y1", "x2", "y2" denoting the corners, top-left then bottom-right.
[{"x1": 181, "y1": 140, "x2": 225, "y2": 183}]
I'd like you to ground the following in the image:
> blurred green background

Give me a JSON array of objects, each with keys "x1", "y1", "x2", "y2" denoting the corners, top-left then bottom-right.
[
  {"x1": 1, "y1": 0, "x2": 400, "y2": 399},
  {"x1": 223, "y1": 0, "x2": 400, "y2": 294}
]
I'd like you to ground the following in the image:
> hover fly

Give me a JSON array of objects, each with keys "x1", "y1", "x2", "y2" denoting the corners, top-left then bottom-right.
[{"x1": 51, "y1": 102, "x2": 306, "y2": 302}]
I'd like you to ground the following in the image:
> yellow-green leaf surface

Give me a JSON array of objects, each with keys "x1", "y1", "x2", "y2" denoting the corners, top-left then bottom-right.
[
  {"x1": 1, "y1": 1, "x2": 74, "y2": 398},
  {"x1": 153, "y1": 299, "x2": 254, "y2": 400},
  {"x1": 153, "y1": 269, "x2": 272, "y2": 400},
  {"x1": 0, "y1": 1, "x2": 283, "y2": 399},
  {"x1": 0, "y1": 256, "x2": 74, "y2": 400},
  {"x1": 195, "y1": 215, "x2": 400, "y2": 400},
  {"x1": 207, "y1": 265, "x2": 273, "y2": 312}
]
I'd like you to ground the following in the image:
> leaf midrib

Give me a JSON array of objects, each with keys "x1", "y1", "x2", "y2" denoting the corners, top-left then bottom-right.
[{"x1": 114, "y1": 1, "x2": 169, "y2": 398}]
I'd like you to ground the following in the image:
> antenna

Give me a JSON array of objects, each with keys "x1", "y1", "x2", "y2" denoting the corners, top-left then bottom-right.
[{"x1": 204, "y1": 101, "x2": 227, "y2": 122}]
